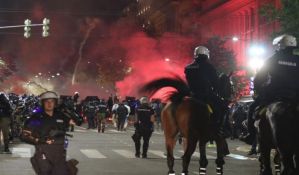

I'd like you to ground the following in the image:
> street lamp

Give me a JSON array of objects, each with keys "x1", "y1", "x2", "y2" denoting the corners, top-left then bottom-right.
[
  {"x1": 249, "y1": 46, "x2": 265, "y2": 57},
  {"x1": 249, "y1": 58, "x2": 264, "y2": 70},
  {"x1": 232, "y1": 36, "x2": 239, "y2": 42},
  {"x1": 248, "y1": 45, "x2": 266, "y2": 72}
]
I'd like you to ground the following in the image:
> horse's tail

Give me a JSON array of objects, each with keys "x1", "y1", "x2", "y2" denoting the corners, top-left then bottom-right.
[{"x1": 140, "y1": 76, "x2": 190, "y2": 104}]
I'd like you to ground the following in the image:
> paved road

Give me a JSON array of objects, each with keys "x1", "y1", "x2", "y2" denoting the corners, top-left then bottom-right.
[{"x1": 0, "y1": 125, "x2": 262, "y2": 175}]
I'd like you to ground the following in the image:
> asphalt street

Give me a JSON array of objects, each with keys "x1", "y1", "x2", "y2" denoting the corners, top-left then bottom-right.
[{"x1": 0, "y1": 125, "x2": 262, "y2": 175}]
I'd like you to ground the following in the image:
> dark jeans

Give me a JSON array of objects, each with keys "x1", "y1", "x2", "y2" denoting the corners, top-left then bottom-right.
[
  {"x1": 134, "y1": 128, "x2": 152, "y2": 156},
  {"x1": 251, "y1": 136, "x2": 258, "y2": 151},
  {"x1": 117, "y1": 117, "x2": 126, "y2": 131},
  {"x1": 87, "y1": 114, "x2": 95, "y2": 129}
]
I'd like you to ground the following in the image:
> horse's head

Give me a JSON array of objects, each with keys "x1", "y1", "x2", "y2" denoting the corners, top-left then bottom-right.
[{"x1": 218, "y1": 72, "x2": 233, "y2": 101}]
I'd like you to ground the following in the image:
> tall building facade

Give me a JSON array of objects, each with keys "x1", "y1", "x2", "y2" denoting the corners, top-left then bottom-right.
[
  {"x1": 127, "y1": 0, "x2": 281, "y2": 67},
  {"x1": 196, "y1": 0, "x2": 281, "y2": 67}
]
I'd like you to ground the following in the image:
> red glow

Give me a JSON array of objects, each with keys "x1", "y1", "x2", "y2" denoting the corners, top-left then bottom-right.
[{"x1": 115, "y1": 32, "x2": 194, "y2": 99}]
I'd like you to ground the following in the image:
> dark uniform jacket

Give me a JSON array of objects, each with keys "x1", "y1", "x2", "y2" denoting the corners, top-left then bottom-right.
[
  {"x1": 254, "y1": 47, "x2": 299, "y2": 99},
  {"x1": 0, "y1": 94, "x2": 12, "y2": 118},
  {"x1": 22, "y1": 110, "x2": 72, "y2": 175},
  {"x1": 22, "y1": 110, "x2": 69, "y2": 147},
  {"x1": 98, "y1": 103, "x2": 108, "y2": 114},
  {"x1": 185, "y1": 59, "x2": 219, "y2": 101},
  {"x1": 136, "y1": 105, "x2": 154, "y2": 131}
]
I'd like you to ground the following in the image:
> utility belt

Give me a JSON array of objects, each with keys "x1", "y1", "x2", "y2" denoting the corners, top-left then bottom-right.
[
  {"x1": 136, "y1": 122, "x2": 153, "y2": 130},
  {"x1": 38, "y1": 131, "x2": 72, "y2": 148},
  {"x1": 132, "y1": 127, "x2": 152, "y2": 142}
]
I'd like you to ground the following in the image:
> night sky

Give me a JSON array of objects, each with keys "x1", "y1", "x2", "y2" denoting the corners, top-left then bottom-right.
[
  {"x1": 0, "y1": 0, "x2": 195, "y2": 98},
  {"x1": 0, "y1": 0, "x2": 135, "y2": 95}
]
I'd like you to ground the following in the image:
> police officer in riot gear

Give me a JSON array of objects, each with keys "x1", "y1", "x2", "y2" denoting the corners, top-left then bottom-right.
[
  {"x1": 96, "y1": 99, "x2": 108, "y2": 133},
  {"x1": 185, "y1": 46, "x2": 220, "y2": 102},
  {"x1": 73, "y1": 92, "x2": 79, "y2": 104},
  {"x1": 22, "y1": 91, "x2": 78, "y2": 175},
  {"x1": 0, "y1": 92, "x2": 12, "y2": 153},
  {"x1": 132, "y1": 97, "x2": 155, "y2": 158},
  {"x1": 241, "y1": 34, "x2": 299, "y2": 144},
  {"x1": 185, "y1": 46, "x2": 225, "y2": 135}
]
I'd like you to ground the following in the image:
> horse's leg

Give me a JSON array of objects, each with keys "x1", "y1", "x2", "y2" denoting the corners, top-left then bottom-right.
[
  {"x1": 280, "y1": 152, "x2": 295, "y2": 175},
  {"x1": 166, "y1": 137, "x2": 176, "y2": 175},
  {"x1": 182, "y1": 137, "x2": 197, "y2": 175},
  {"x1": 215, "y1": 137, "x2": 226, "y2": 175},
  {"x1": 259, "y1": 155, "x2": 265, "y2": 175},
  {"x1": 295, "y1": 150, "x2": 299, "y2": 175},
  {"x1": 199, "y1": 142, "x2": 208, "y2": 175},
  {"x1": 162, "y1": 103, "x2": 179, "y2": 175},
  {"x1": 273, "y1": 150, "x2": 281, "y2": 175},
  {"x1": 269, "y1": 115, "x2": 295, "y2": 174},
  {"x1": 259, "y1": 140, "x2": 273, "y2": 175}
]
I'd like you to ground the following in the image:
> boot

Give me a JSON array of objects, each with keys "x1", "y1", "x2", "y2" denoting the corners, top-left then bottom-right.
[
  {"x1": 70, "y1": 125, "x2": 74, "y2": 132},
  {"x1": 135, "y1": 153, "x2": 140, "y2": 158},
  {"x1": 247, "y1": 149, "x2": 257, "y2": 156},
  {"x1": 67, "y1": 159, "x2": 79, "y2": 175},
  {"x1": 135, "y1": 141, "x2": 141, "y2": 158},
  {"x1": 3, "y1": 144, "x2": 11, "y2": 154},
  {"x1": 142, "y1": 154, "x2": 147, "y2": 159},
  {"x1": 240, "y1": 133, "x2": 255, "y2": 145}
]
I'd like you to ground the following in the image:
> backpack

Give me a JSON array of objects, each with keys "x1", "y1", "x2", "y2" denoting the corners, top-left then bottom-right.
[{"x1": 117, "y1": 104, "x2": 128, "y2": 118}]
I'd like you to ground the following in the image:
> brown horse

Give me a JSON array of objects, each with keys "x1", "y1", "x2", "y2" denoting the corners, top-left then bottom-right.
[{"x1": 141, "y1": 75, "x2": 231, "y2": 175}]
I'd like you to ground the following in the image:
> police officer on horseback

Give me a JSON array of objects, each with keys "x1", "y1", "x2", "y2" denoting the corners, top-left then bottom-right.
[
  {"x1": 185, "y1": 46, "x2": 226, "y2": 136},
  {"x1": 185, "y1": 46, "x2": 220, "y2": 102},
  {"x1": 241, "y1": 34, "x2": 299, "y2": 144},
  {"x1": 132, "y1": 96, "x2": 155, "y2": 158},
  {"x1": 21, "y1": 91, "x2": 78, "y2": 175}
]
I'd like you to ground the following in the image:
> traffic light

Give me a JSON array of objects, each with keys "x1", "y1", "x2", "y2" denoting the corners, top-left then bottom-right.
[
  {"x1": 24, "y1": 19, "x2": 31, "y2": 38},
  {"x1": 42, "y1": 18, "x2": 50, "y2": 37}
]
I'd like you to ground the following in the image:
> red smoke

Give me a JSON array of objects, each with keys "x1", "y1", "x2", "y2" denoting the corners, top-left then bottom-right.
[
  {"x1": 1, "y1": 2, "x2": 201, "y2": 100},
  {"x1": 116, "y1": 32, "x2": 195, "y2": 99}
]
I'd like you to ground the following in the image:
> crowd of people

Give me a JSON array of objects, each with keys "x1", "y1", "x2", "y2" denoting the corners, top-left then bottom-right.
[
  {"x1": 0, "y1": 90, "x2": 164, "y2": 174},
  {"x1": 0, "y1": 91, "x2": 164, "y2": 152}
]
